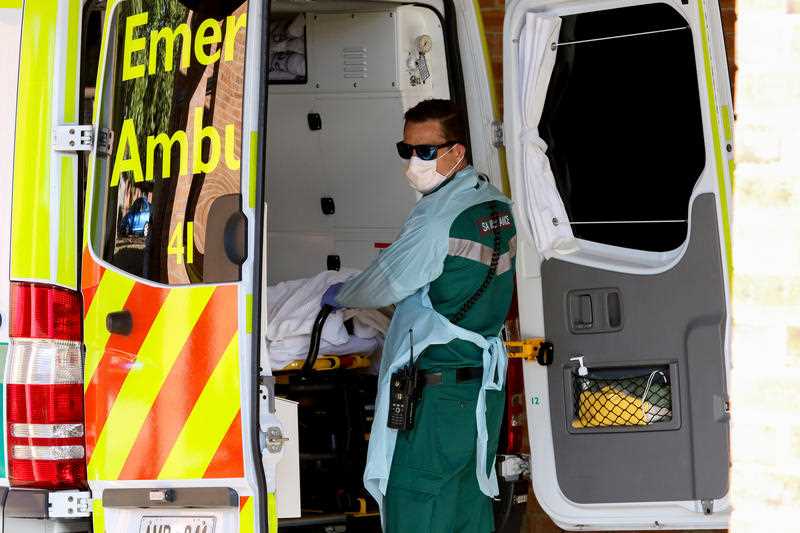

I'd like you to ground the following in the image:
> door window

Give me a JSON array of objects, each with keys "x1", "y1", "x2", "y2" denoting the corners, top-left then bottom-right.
[
  {"x1": 90, "y1": 0, "x2": 249, "y2": 284},
  {"x1": 539, "y1": 3, "x2": 705, "y2": 252}
]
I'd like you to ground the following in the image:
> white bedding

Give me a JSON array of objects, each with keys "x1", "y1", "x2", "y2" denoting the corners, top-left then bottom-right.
[{"x1": 266, "y1": 269, "x2": 388, "y2": 370}]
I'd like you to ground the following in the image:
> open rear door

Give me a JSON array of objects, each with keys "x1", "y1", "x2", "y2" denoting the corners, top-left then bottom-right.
[
  {"x1": 504, "y1": 0, "x2": 733, "y2": 529},
  {"x1": 82, "y1": 1, "x2": 271, "y2": 531}
]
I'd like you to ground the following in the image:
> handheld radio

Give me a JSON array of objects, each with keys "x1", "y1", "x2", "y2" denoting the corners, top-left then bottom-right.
[{"x1": 388, "y1": 329, "x2": 421, "y2": 431}]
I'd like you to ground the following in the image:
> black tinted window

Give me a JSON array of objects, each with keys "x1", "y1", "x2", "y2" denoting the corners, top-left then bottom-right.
[
  {"x1": 91, "y1": 0, "x2": 249, "y2": 284},
  {"x1": 540, "y1": 4, "x2": 705, "y2": 252}
]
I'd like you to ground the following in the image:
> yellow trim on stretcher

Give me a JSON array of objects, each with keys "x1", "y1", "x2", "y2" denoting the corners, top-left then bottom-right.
[
  {"x1": 276, "y1": 353, "x2": 373, "y2": 372},
  {"x1": 345, "y1": 497, "x2": 380, "y2": 518}
]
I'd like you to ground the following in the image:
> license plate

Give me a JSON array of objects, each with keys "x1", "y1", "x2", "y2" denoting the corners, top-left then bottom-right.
[{"x1": 139, "y1": 516, "x2": 216, "y2": 533}]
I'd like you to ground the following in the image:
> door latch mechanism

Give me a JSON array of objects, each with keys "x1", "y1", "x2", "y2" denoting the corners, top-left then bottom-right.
[
  {"x1": 259, "y1": 378, "x2": 285, "y2": 492},
  {"x1": 266, "y1": 426, "x2": 289, "y2": 454},
  {"x1": 505, "y1": 338, "x2": 554, "y2": 366}
]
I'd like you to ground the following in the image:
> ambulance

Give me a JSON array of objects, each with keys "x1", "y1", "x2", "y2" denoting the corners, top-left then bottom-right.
[{"x1": 0, "y1": 0, "x2": 734, "y2": 531}]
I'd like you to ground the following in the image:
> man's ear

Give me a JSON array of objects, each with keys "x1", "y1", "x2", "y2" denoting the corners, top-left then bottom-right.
[{"x1": 455, "y1": 143, "x2": 467, "y2": 161}]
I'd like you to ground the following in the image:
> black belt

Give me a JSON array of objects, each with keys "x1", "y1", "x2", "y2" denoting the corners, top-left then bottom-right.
[{"x1": 422, "y1": 367, "x2": 483, "y2": 386}]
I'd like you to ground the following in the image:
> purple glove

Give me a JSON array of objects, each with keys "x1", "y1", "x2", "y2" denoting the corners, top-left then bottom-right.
[{"x1": 321, "y1": 282, "x2": 344, "y2": 310}]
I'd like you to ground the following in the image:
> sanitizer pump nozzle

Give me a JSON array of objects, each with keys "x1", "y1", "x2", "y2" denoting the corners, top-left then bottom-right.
[{"x1": 570, "y1": 355, "x2": 589, "y2": 377}]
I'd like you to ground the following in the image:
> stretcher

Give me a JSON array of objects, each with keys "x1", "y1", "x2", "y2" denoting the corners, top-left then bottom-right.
[
  {"x1": 273, "y1": 302, "x2": 379, "y2": 521},
  {"x1": 277, "y1": 302, "x2": 553, "y2": 375},
  {"x1": 273, "y1": 304, "x2": 376, "y2": 375}
]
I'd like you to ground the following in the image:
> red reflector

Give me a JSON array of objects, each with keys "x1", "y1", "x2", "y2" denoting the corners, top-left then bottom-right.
[
  {"x1": 8, "y1": 458, "x2": 86, "y2": 490},
  {"x1": 10, "y1": 283, "x2": 82, "y2": 341},
  {"x1": 374, "y1": 242, "x2": 391, "y2": 249},
  {"x1": 7, "y1": 384, "x2": 84, "y2": 424},
  {"x1": 504, "y1": 359, "x2": 526, "y2": 454}
]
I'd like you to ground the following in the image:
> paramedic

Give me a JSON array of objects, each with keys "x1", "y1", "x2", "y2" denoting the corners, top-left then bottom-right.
[{"x1": 321, "y1": 99, "x2": 517, "y2": 533}]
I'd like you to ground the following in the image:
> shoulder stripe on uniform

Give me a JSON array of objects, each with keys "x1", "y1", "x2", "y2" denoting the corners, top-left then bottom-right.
[{"x1": 447, "y1": 236, "x2": 516, "y2": 276}]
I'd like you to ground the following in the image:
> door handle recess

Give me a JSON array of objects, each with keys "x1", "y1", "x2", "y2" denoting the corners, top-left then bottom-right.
[
  {"x1": 567, "y1": 288, "x2": 623, "y2": 334},
  {"x1": 106, "y1": 310, "x2": 133, "y2": 336}
]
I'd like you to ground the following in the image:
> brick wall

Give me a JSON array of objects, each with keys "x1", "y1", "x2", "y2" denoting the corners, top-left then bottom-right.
[
  {"x1": 475, "y1": 2, "x2": 739, "y2": 532},
  {"x1": 729, "y1": 0, "x2": 800, "y2": 531}
]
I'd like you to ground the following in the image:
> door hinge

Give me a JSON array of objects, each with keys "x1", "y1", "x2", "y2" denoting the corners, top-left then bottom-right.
[
  {"x1": 53, "y1": 124, "x2": 114, "y2": 156},
  {"x1": 53, "y1": 124, "x2": 94, "y2": 152},
  {"x1": 48, "y1": 491, "x2": 91, "y2": 518},
  {"x1": 701, "y1": 499, "x2": 714, "y2": 515},
  {"x1": 492, "y1": 120, "x2": 504, "y2": 148},
  {"x1": 96, "y1": 126, "x2": 114, "y2": 157}
]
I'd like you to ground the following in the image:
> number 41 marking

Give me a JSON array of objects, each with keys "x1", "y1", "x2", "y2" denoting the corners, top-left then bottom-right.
[{"x1": 168, "y1": 221, "x2": 194, "y2": 265}]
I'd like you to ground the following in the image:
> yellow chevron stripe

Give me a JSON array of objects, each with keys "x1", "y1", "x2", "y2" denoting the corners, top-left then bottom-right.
[
  {"x1": 269, "y1": 493, "x2": 278, "y2": 533},
  {"x1": 83, "y1": 156, "x2": 95, "y2": 250},
  {"x1": 721, "y1": 105, "x2": 736, "y2": 189},
  {"x1": 158, "y1": 333, "x2": 240, "y2": 479},
  {"x1": 92, "y1": 499, "x2": 105, "y2": 533},
  {"x1": 83, "y1": 272, "x2": 136, "y2": 389},
  {"x1": 64, "y1": 0, "x2": 80, "y2": 122},
  {"x1": 241, "y1": 496, "x2": 255, "y2": 533},
  {"x1": 11, "y1": 0, "x2": 57, "y2": 280},
  {"x1": 56, "y1": 156, "x2": 77, "y2": 288},
  {"x1": 249, "y1": 131, "x2": 258, "y2": 209},
  {"x1": 696, "y1": 0, "x2": 733, "y2": 277},
  {"x1": 88, "y1": 286, "x2": 216, "y2": 479},
  {"x1": 55, "y1": 0, "x2": 81, "y2": 288},
  {"x1": 246, "y1": 293, "x2": 253, "y2": 334}
]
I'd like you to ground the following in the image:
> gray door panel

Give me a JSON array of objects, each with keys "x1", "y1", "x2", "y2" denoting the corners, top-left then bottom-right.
[{"x1": 542, "y1": 193, "x2": 729, "y2": 504}]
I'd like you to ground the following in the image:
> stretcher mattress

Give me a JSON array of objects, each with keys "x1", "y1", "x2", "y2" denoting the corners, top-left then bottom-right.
[{"x1": 266, "y1": 269, "x2": 388, "y2": 370}]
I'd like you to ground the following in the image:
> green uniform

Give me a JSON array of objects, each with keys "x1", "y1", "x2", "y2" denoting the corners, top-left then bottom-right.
[{"x1": 385, "y1": 190, "x2": 517, "y2": 533}]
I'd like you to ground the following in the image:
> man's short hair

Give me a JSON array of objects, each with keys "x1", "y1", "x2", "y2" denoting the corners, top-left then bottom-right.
[{"x1": 404, "y1": 99, "x2": 469, "y2": 151}]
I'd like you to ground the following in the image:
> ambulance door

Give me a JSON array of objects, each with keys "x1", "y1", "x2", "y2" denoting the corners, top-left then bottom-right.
[
  {"x1": 0, "y1": 0, "x2": 23, "y2": 509},
  {"x1": 82, "y1": 1, "x2": 272, "y2": 532},
  {"x1": 504, "y1": 0, "x2": 734, "y2": 529}
]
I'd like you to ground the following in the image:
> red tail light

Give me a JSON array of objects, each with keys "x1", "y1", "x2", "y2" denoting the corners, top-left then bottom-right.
[
  {"x1": 504, "y1": 358, "x2": 526, "y2": 454},
  {"x1": 503, "y1": 289, "x2": 526, "y2": 455},
  {"x1": 7, "y1": 282, "x2": 87, "y2": 489}
]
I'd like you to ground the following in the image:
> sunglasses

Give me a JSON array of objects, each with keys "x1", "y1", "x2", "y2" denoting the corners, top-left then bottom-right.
[{"x1": 396, "y1": 141, "x2": 456, "y2": 161}]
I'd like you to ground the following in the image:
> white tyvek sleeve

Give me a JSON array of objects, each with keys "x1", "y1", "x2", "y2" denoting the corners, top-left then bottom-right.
[{"x1": 334, "y1": 213, "x2": 447, "y2": 309}]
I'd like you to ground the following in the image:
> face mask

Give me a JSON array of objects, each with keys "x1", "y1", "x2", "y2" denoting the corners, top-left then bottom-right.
[{"x1": 405, "y1": 145, "x2": 463, "y2": 194}]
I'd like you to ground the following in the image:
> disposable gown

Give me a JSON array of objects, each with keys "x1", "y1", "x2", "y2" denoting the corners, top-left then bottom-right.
[{"x1": 335, "y1": 166, "x2": 512, "y2": 516}]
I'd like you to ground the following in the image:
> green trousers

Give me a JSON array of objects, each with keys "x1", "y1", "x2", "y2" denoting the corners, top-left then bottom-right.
[{"x1": 384, "y1": 372, "x2": 505, "y2": 533}]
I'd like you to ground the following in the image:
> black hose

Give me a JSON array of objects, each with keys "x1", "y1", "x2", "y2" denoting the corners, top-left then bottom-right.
[{"x1": 303, "y1": 304, "x2": 334, "y2": 376}]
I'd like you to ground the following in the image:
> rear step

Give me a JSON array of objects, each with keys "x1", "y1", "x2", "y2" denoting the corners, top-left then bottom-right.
[{"x1": 280, "y1": 512, "x2": 380, "y2": 528}]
